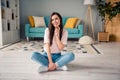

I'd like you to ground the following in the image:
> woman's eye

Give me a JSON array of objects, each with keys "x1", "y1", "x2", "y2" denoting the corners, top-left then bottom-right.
[
  {"x1": 51, "y1": 19, "x2": 54, "y2": 21},
  {"x1": 55, "y1": 18, "x2": 58, "y2": 20}
]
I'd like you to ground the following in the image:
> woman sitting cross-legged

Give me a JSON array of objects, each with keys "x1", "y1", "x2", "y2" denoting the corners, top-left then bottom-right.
[{"x1": 31, "y1": 12, "x2": 75, "y2": 73}]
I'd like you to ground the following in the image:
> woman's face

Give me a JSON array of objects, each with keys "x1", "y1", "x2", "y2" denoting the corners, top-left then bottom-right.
[{"x1": 51, "y1": 14, "x2": 60, "y2": 28}]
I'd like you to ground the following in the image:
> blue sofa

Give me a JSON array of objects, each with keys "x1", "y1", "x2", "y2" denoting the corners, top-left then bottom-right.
[{"x1": 25, "y1": 16, "x2": 84, "y2": 41}]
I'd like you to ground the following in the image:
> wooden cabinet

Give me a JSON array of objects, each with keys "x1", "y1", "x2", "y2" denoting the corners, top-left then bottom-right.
[
  {"x1": 0, "y1": 0, "x2": 20, "y2": 46},
  {"x1": 98, "y1": 32, "x2": 109, "y2": 42}
]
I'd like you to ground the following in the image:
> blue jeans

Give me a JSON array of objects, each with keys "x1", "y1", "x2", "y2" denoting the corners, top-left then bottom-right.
[{"x1": 31, "y1": 51, "x2": 75, "y2": 67}]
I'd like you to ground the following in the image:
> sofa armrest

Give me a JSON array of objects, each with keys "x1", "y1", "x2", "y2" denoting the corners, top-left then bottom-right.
[
  {"x1": 78, "y1": 24, "x2": 84, "y2": 37},
  {"x1": 25, "y1": 24, "x2": 31, "y2": 37}
]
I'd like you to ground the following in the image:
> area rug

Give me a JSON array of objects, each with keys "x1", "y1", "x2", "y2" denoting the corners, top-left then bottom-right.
[{"x1": 0, "y1": 40, "x2": 100, "y2": 54}]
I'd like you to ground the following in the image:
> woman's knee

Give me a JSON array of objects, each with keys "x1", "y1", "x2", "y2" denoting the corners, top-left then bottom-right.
[
  {"x1": 67, "y1": 52, "x2": 75, "y2": 61},
  {"x1": 31, "y1": 52, "x2": 40, "y2": 60}
]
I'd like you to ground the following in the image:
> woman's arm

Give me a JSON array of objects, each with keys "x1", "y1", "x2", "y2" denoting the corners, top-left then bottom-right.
[
  {"x1": 55, "y1": 36, "x2": 65, "y2": 50},
  {"x1": 55, "y1": 28, "x2": 65, "y2": 50},
  {"x1": 44, "y1": 43, "x2": 53, "y2": 63},
  {"x1": 44, "y1": 43, "x2": 57, "y2": 70}
]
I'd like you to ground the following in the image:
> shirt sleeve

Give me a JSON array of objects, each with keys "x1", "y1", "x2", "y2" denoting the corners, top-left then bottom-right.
[
  {"x1": 44, "y1": 28, "x2": 50, "y2": 43},
  {"x1": 61, "y1": 30, "x2": 68, "y2": 45}
]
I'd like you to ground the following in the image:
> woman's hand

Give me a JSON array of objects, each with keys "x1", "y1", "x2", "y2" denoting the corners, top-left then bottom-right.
[{"x1": 48, "y1": 62, "x2": 56, "y2": 71}]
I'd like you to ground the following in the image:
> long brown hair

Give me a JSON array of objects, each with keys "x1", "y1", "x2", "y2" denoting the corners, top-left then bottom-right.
[{"x1": 48, "y1": 12, "x2": 63, "y2": 46}]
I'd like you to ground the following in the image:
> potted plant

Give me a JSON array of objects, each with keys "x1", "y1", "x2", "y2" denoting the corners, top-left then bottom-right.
[{"x1": 96, "y1": 0, "x2": 120, "y2": 41}]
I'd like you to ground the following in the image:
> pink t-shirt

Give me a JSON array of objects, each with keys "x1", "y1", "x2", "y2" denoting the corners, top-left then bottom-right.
[{"x1": 44, "y1": 28, "x2": 68, "y2": 53}]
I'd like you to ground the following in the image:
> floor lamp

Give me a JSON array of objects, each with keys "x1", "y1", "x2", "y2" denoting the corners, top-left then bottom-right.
[{"x1": 84, "y1": 0, "x2": 96, "y2": 40}]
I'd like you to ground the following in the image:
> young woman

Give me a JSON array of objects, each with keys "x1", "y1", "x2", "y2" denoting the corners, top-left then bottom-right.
[{"x1": 31, "y1": 12, "x2": 75, "y2": 73}]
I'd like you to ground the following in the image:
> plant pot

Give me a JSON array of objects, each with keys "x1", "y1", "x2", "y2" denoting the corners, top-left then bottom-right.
[{"x1": 98, "y1": 32, "x2": 109, "y2": 42}]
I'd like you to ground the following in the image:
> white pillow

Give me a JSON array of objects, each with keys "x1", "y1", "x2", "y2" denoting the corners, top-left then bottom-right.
[
  {"x1": 33, "y1": 16, "x2": 46, "y2": 27},
  {"x1": 74, "y1": 19, "x2": 81, "y2": 28}
]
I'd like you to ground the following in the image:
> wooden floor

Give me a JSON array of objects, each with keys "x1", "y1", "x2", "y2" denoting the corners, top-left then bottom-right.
[{"x1": 0, "y1": 42, "x2": 120, "y2": 80}]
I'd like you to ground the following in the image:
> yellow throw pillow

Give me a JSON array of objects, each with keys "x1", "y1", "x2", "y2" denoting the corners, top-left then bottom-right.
[
  {"x1": 28, "y1": 16, "x2": 35, "y2": 27},
  {"x1": 64, "y1": 18, "x2": 78, "y2": 28}
]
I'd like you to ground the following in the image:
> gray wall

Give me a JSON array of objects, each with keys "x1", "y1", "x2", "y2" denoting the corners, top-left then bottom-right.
[{"x1": 20, "y1": 0, "x2": 102, "y2": 39}]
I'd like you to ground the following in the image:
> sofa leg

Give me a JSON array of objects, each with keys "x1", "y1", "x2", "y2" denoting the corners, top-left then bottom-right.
[{"x1": 27, "y1": 37, "x2": 29, "y2": 41}]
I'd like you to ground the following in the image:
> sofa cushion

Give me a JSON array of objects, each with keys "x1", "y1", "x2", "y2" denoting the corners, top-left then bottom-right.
[
  {"x1": 33, "y1": 16, "x2": 46, "y2": 27},
  {"x1": 64, "y1": 18, "x2": 78, "y2": 28},
  {"x1": 44, "y1": 16, "x2": 50, "y2": 27},
  {"x1": 74, "y1": 19, "x2": 81, "y2": 28},
  {"x1": 65, "y1": 28, "x2": 79, "y2": 34},
  {"x1": 29, "y1": 27, "x2": 46, "y2": 33},
  {"x1": 62, "y1": 17, "x2": 68, "y2": 26},
  {"x1": 28, "y1": 16, "x2": 35, "y2": 27}
]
